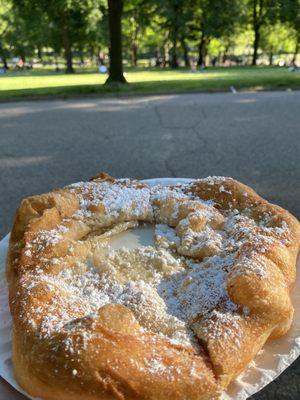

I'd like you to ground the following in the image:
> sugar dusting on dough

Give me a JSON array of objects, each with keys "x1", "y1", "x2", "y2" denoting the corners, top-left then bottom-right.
[
  {"x1": 69, "y1": 180, "x2": 153, "y2": 222},
  {"x1": 16, "y1": 178, "x2": 291, "y2": 373}
]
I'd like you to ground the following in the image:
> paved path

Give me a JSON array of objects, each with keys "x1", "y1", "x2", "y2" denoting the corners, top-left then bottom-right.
[{"x1": 0, "y1": 91, "x2": 299, "y2": 399}]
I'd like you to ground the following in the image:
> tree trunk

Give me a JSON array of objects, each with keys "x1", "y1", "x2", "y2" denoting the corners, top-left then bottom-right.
[
  {"x1": 3, "y1": 58, "x2": 8, "y2": 69},
  {"x1": 37, "y1": 46, "x2": 43, "y2": 62},
  {"x1": 64, "y1": 45, "x2": 74, "y2": 73},
  {"x1": 222, "y1": 44, "x2": 230, "y2": 64},
  {"x1": 251, "y1": 0, "x2": 264, "y2": 66},
  {"x1": 197, "y1": 17, "x2": 208, "y2": 67},
  {"x1": 155, "y1": 49, "x2": 161, "y2": 66},
  {"x1": 162, "y1": 44, "x2": 168, "y2": 67},
  {"x1": 106, "y1": 0, "x2": 126, "y2": 84},
  {"x1": 89, "y1": 48, "x2": 94, "y2": 64},
  {"x1": 170, "y1": 37, "x2": 178, "y2": 69},
  {"x1": 252, "y1": 25, "x2": 260, "y2": 65},
  {"x1": 197, "y1": 35, "x2": 207, "y2": 67},
  {"x1": 95, "y1": 46, "x2": 102, "y2": 64},
  {"x1": 292, "y1": 34, "x2": 299, "y2": 65},
  {"x1": 131, "y1": 22, "x2": 138, "y2": 67},
  {"x1": 131, "y1": 44, "x2": 138, "y2": 67},
  {"x1": 20, "y1": 51, "x2": 26, "y2": 63},
  {"x1": 1, "y1": 54, "x2": 8, "y2": 69},
  {"x1": 181, "y1": 38, "x2": 190, "y2": 68},
  {"x1": 61, "y1": 21, "x2": 74, "y2": 73},
  {"x1": 55, "y1": 56, "x2": 60, "y2": 72},
  {"x1": 269, "y1": 51, "x2": 273, "y2": 66},
  {"x1": 80, "y1": 50, "x2": 84, "y2": 65}
]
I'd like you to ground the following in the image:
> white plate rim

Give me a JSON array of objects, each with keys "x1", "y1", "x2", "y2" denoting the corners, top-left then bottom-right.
[{"x1": 0, "y1": 177, "x2": 299, "y2": 400}]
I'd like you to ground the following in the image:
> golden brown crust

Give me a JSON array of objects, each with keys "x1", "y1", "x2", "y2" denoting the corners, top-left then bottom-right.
[{"x1": 6, "y1": 174, "x2": 300, "y2": 400}]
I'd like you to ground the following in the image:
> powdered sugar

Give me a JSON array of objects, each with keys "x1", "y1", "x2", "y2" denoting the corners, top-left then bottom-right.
[
  {"x1": 154, "y1": 224, "x2": 180, "y2": 249},
  {"x1": 176, "y1": 255, "x2": 235, "y2": 320},
  {"x1": 69, "y1": 180, "x2": 153, "y2": 224},
  {"x1": 16, "y1": 178, "x2": 292, "y2": 362},
  {"x1": 29, "y1": 224, "x2": 70, "y2": 252}
]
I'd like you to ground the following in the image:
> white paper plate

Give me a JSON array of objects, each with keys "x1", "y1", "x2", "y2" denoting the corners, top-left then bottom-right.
[{"x1": 0, "y1": 178, "x2": 299, "y2": 400}]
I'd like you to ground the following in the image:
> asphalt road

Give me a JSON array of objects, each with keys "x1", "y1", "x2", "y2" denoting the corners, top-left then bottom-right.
[{"x1": 0, "y1": 91, "x2": 299, "y2": 399}]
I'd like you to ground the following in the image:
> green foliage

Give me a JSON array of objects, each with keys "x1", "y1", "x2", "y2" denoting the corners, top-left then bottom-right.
[
  {"x1": 0, "y1": 0, "x2": 38, "y2": 63},
  {"x1": 261, "y1": 23, "x2": 296, "y2": 54},
  {"x1": 122, "y1": 0, "x2": 154, "y2": 65},
  {"x1": 278, "y1": 0, "x2": 300, "y2": 60},
  {"x1": 0, "y1": 0, "x2": 299, "y2": 69},
  {"x1": 278, "y1": 0, "x2": 300, "y2": 28},
  {"x1": 195, "y1": 0, "x2": 242, "y2": 39},
  {"x1": 8, "y1": 0, "x2": 105, "y2": 70},
  {"x1": 0, "y1": 0, "x2": 13, "y2": 64}
]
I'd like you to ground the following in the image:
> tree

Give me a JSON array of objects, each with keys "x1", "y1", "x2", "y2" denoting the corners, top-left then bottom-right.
[
  {"x1": 47, "y1": 0, "x2": 99, "y2": 73},
  {"x1": 278, "y1": 0, "x2": 300, "y2": 65},
  {"x1": 260, "y1": 23, "x2": 296, "y2": 65},
  {"x1": 74, "y1": 2, "x2": 108, "y2": 65},
  {"x1": 249, "y1": 0, "x2": 267, "y2": 65},
  {"x1": 123, "y1": 0, "x2": 152, "y2": 67},
  {"x1": 246, "y1": 0, "x2": 299, "y2": 66},
  {"x1": 133, "y1": 13, "x2": 167, "y2": 67},
  {"x1": 1, "y1": 0, "x2": 298, "y2": 71},
  {"x1": 1, "y1": 0, "x2": 44, "y2": 66},
  {"x1": 166, "y1": 0, "x2": 181, "y2": 68},
  {"x1": 245, "y1": 0, "x2": 282, "y2": 66},
  {"x1": 12, "y1": 0, "x2": 99, "y2": 73},
  {"x1": 106, "y1": 0, "x2": 126, "y2": 83},
  {"x1": 192, "y1": 0, "x2": 241, "y2": 67},
  {"x1": 0, "y1": 0, "x2": 12, "y2": 68},
  {"x1": 180, "y1": 37, "x2": 190, "y2": 67},
  {"x1": 153, "y1": 0, "x2": 193, "y2": 68}
]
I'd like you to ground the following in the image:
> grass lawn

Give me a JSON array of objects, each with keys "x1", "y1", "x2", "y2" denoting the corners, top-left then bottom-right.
[{"x1": 0, "y1": 66, "x2": 299, "y2": 100}]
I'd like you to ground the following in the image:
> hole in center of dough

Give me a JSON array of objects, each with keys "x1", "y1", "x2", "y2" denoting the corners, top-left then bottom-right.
[{"x1": 108, "y1": 224, "x2": 155, "y2": 251}]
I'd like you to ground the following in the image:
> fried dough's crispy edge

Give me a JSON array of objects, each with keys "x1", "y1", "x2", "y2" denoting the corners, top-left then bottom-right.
[
  {"x1": 6, "y1": 174, "x2": 300, "y2": 399},
  {"x1": 188, "y1": 178, "x2": 300, "y2": 385},
  {"x1": 6, "y1": 173, "x2": 219, "y2": 400}
]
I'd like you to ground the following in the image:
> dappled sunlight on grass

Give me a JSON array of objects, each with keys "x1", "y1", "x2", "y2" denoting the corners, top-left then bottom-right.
[
  {"x1": 0, "y1": 70, "x2": 234, "y2": 90},
  {"x1": 0, "y1": 73, "x2": 107, "y2": 90},
  {"x1": 126, "y1": 71, "x2": 233, "y2": 83},
  {"x1": 0, "y1": 67, "x2": 299, "y2": 99}
]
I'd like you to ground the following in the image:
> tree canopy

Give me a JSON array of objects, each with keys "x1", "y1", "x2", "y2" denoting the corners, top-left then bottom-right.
[{"x1": 0, "y1": 0, "x2": 299, "y2": 77}]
